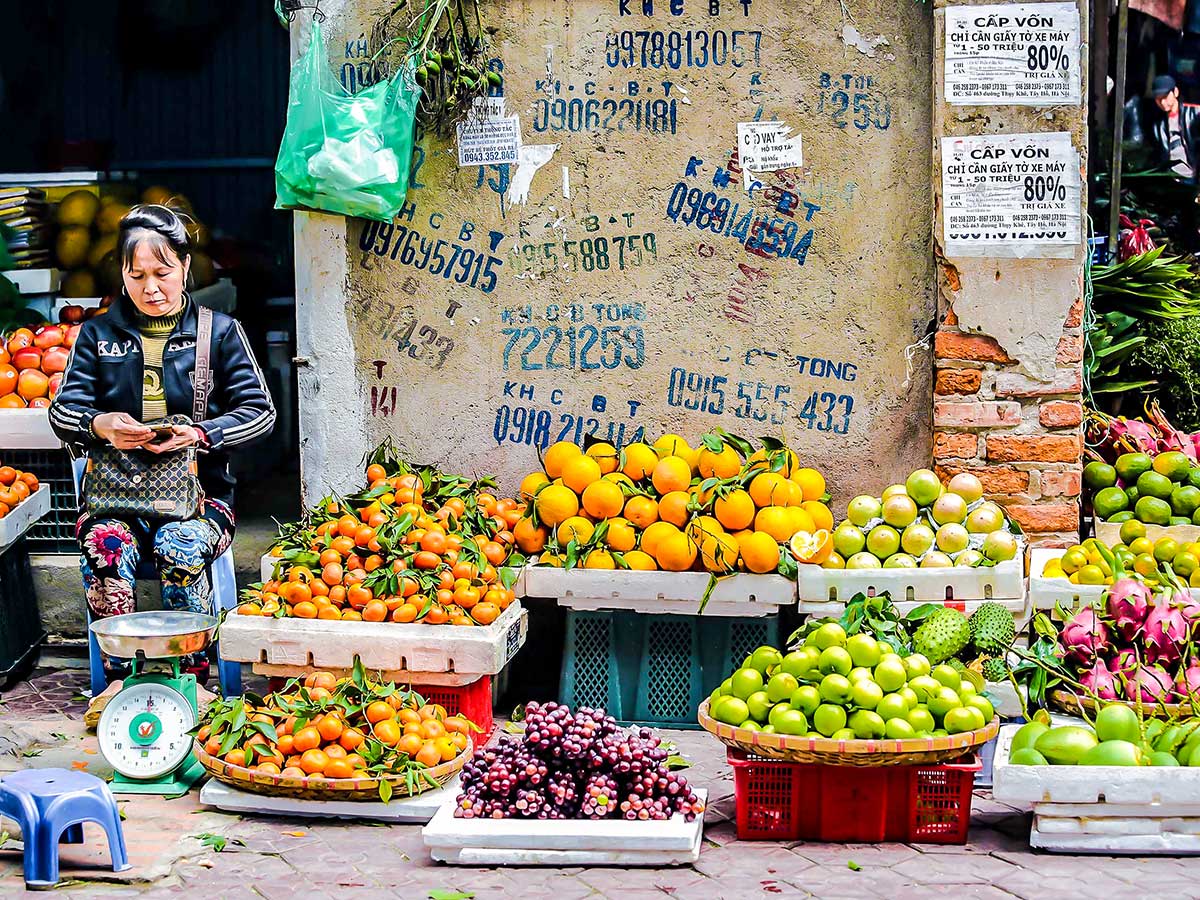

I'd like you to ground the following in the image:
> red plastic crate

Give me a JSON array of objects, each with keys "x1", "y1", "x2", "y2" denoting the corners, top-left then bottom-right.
[
  {"x1": 413, "y1": 676, "x2": 494, "y2": 743},
  {"x1": 728, "y1": 749, "x2": 980, "y2": 844}
]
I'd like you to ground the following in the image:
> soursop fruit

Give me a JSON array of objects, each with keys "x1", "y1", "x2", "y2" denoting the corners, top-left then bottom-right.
[
  {"x1": 969, "y1": 602, "x2": 1016, "y2": 655},
  {"x1": 912, "y1": 608, "x2": 970, "y2": 664},
  {"x1": 981, "y1": 656, "x2": 1010, "y2": 683}
]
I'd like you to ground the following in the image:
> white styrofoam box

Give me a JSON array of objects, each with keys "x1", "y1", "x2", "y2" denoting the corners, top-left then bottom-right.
[
  {"x1": 8, "y1": 268, "x2": 60, "y2": 295},
  {"x1": 1028, "y1": 547, "x2": 1100, "y2": 611},
  {"x1": 217, "y1": 601, "x2": 528, "y2": 677},
  {"x1": 986, "y1": 680, "x2": 1027, "y2": 720},
  {"x1": 796, "y1": 557, "x2": 1024, "y2": 606},
  {"x1": 422, "y1": 789, "x2": 705, "y2": 866},
  {"x1": 1037, "y1": 801, "x2": 1200, "y2": 819},
  {"x1": 200, "y1": 774, "x2": 459, "y2": 823},
  {"x1": 0, "y1": 410, "x2": 62, "y2": 450},
  {"x1": 1029, "y1": 823, "x2": 1200, "y2": 854},
  {"x1": 521, "y1": 565, "x2": 792, "y2": 617},
  {"x1": 0, "y1": 486, "x2": 50, "y2": 552},
  {"x1": 992, "y1": 724, "x2": 1200, "y2": 806}
]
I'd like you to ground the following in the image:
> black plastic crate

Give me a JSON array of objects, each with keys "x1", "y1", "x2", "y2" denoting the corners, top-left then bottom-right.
[
  {"x1": 5, "y1": 449, "x2": 77, "y2": 555},
  {"x1": 0, "y1": 538, "x2": 46, "y2": 679}
]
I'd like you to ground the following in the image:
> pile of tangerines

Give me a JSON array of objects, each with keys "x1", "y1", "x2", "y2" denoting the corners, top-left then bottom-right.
[
  {"x1": 0, "y1": 464, "x2": 41, "y2": 519},
  {"x1": 196, "y1": 666, "x2": 475, "y2": 794},
  {"x1": 514, "y1": 431, "x2": 833, "y2": 575},
  {"x1": 237, "y1": 455, "x2": 522, "y2": 627}
]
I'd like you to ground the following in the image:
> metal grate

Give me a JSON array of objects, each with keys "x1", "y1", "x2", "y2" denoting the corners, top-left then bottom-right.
[
  {"x1": 728, "y1": 619, "x2": 771, "y2": 675},
  {"x1": 6, "y1": 450, "x2": 77, "y2": 555},
  {"x1": 643, "y1": 619, "x2": 695, "y2": 720},
  {"x1": 569, "y1": 614, "x2": 613, "y2": 710}
]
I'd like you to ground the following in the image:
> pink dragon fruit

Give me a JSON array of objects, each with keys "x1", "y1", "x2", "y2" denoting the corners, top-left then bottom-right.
[
  {"x1": 1124, "y1": 664, "x2": 1177, "y2": 704},
  {"x1": 1113, "y1": 648, "x2": 1138, "y2": 677},
  {"x1": 1146, "y1": 399, "x2": 1200, "y2": 462},
  {"x1": 1174, "y1": 591, "x2": 1200, "y2": 634},
  {"x1": 1059, "y1": 607, "x2": 1110, "y2": 665},
  {"x1": 1107, "y1": 579, "x2": 1153, "y2": 640},
  {"x1": 1078, "y1": 658, "x2": 1119, "y2": 700},
  {"x1": 1144, "y1": 604, "x2": 1189, "y2": 665},
  {"x1": 1175, "y1": 662, "x2": 1200, "y2": 702}
]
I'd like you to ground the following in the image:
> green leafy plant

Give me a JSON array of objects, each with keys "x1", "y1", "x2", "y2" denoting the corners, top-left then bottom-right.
[
  {"x1": 787, "y1": 592, "x2": 940, "y2": 654},
  {"x1": 1128, "y1": 316, "x2": 1200, "y2": 431}
]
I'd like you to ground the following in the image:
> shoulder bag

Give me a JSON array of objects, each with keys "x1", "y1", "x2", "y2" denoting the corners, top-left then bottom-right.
[{"x1": 82, "y1": 305, "x2": 213, "y2": 521}]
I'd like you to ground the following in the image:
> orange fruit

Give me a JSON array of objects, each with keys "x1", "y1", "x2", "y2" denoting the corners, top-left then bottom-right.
[
  {"x1": 561, "y1": 454, "x2": 602, "y2": 494},
  {"x1": 585, "y1": 441, "x2": 620, "y2": 474},
  {"x1": 802, "y1": 500, "x2": 834, "y2": 532},
  {"x1": 714, "y1": 489, "x2": 755, "y2": 531},
  {"x1": 317, "y1": 715, "x2": 344, "y2": 743},
  {"x1": 535, "y1": 484, "x2": 579, "y2": 526},
  {"x1": 292, "y1": 726, "x2": 321, "y2": 753},
  {"x1": 224, "y1": 749, "x2": 247, "y2": 767},
  {"x1": 754, "y1": 506, "x2": 795, "y2": 542},
  {"x1": 699, "y1": 532, "x2": 740, "y2": 573},
  {"x1": 621, "y1": 442, "x2": 659, "y2": 480},
  {"x1": 365, "y1": 701, "x2": 395, "y2": 723},
  {"x1": 603, "y1": 517, "x2": 637, "y2": 552},
  {"x1": 640, "y1": 521, "x2": 680, "y2": 558},
  {"x1": 583, "y1": 550, "x2": 616, "y2": 570},
  {"x1": 749, "y1": 472, "x2": 789, "y2": 508},
  {"x1": 623, "y1": 495, "x2": 659, "y2": 529},
  {"x1": 292, "y1": 600, "x2": 318, "y2": 619},
  {"x1": 324, "y1": 759, "x2": 355, "y2": 779},
  {"x1": 373, "y1": 719, "x2": 401, "y2": 746},
  {"x1": 542, "y1": 441, "x2": 582, "y2": 478},
  {"x1": 658, "y1": 491, "x2": 691, "y2": 528},
  {"x1": 651, "y1": 456, "x2": 691, "y2": 495},
  {"x1": 655, "y1": 531, "x2": 698, "y2": 572},
  {"x1": 737, "y1": 531, "x2": 781, "y2": 574},
  {"x1": 514, "y1": 517, "x2": 548, "y2": 554},
  {"x1": 789, "y1": 529, "x2": 833, "y2": 565},
  {"x1": 339, "y1": 727, "x2": 365, "y2": 751},
  {"x1": 299, "y1": 749, "x2": 330, "y2": 774},
  {"x1": 323, "y1": 744, "x2": 348, "y2": 760},
  {"x1": 433, "y1": 735, "x2": 460, "y2": 762},
  {"x1": 581, "y1": 479, "x2": 624, "y2": 519},
  {"x1": 519, "y1": 471, "x2": 550, "y2": 499},
  {"x1": 362, "y1": 599, "x2": 388, "y2": 622},
  {"x1": 698, "y1": 443, "x2": 741, "y2": 479},
  {"x1": 415, "y1": 742, "x2": 442, "y2": 768},
  {"x1": 556, "y1": 515, "x2": 594, "y2": 545},
  {"x1": 792, "y1": 468, "x2": 826, "y2": 502},
  {"x1": 471, "y1": 602, "x2": 500, "y2": 624},
  {"x1": 623, "y1": 549, "x2": 657, "y2": 570}
]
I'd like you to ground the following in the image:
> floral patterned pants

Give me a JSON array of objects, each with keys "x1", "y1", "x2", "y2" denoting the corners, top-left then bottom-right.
[{"x1": 77, "y1": 500, "x2": 235, "y2": 675}]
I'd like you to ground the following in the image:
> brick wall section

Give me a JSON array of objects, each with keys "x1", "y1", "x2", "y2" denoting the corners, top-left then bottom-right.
[{"x1": 932, "y1": 311, "x2": 1084, "y2": 548}]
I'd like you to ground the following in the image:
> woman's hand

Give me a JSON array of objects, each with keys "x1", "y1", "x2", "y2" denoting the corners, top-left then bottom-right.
[
  {"x1": 93, "y1": 412, "x2": 154, "y2": 449},
  {"x1": 144, "y1": 423, "x2": 201, "y2": 454}
]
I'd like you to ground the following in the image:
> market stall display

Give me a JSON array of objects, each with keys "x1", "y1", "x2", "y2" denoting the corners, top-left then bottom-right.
[
  {"x1": 1084, "y1": 450, "x2": 1200, "y2": 542},
  {"x1": 0, "y1": 463, "x2": 45, "y2": 550},
  {"x1": 195, "y1": 663, "x2": 476, "y2": 801},
  {"x1": 0, "y1": 324, "x2": 74, "y2": 410},
  {"x1": 796, "y1": 468, "x2": 1025, "y2": 616}
]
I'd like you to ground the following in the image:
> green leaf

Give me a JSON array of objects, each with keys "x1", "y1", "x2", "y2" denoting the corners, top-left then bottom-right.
[
  {"x1": 379, "y1": 778, "x2": 393, "y2": 804},
  {"x1": 428, "y1": 891, "x2": 476, "y2": 900},
  {"x1": 697, "y1": 574, "x2": 718, "y2": 615},
  {"x1": 847, "y1": 861, "x2": 862, "y2": 872}
]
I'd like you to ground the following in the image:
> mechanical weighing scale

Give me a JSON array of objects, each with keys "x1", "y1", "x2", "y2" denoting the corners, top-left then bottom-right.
[{"x1": 89, "y1": 611, "x2": 218, "y2": 795}]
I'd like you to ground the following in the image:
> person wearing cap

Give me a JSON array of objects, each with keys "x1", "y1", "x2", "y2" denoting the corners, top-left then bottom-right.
[{"x1": 1150, "y1": 75, "x2": 1200, "y2": 182}]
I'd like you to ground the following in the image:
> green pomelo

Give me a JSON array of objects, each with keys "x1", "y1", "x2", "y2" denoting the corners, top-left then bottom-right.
[
  {"x1": 1035, "y1": 726, "x2": 1098, "y2": 765},
  {"x1": 1078, "y1": 740, "x2": 1142, "y2": 767}
]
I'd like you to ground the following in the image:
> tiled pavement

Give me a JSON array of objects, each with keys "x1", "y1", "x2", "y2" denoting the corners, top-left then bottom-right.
[{"x1": 0, "y1": 669, "x2": 1195, "y2": 899}]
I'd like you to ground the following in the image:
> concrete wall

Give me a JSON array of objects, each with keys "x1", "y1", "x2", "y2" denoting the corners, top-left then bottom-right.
[
  {"x1": 294, "y1": 0, "x2": 935, "y2": 505},
  {"x1": 930, "y1": 0, "x2": 1087, "y2": 548}
]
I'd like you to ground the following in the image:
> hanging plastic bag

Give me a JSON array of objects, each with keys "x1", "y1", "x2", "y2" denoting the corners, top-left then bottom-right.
[{"x1": 275, "y1": 21, "x2": 419, "y2": 222}]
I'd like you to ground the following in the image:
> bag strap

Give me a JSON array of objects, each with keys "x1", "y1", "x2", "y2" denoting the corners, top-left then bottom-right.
[{"x1": 193, "y1": 304, "x2": 214, "y2": 423}]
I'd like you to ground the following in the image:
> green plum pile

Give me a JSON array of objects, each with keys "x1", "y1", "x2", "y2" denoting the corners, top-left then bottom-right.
[
  {"x1": 707, "y1": 626, "x2": 996, "y2": 740},
  {"x1": 1086, "y1": 451, "x2": 1200, "y2": 526},
  {"x1": 1009, "y1": 705, "x2": 1200, "y2": 767},
  {"x1": 825, "y1": 469, "x2": 1020, "y2": 570}
]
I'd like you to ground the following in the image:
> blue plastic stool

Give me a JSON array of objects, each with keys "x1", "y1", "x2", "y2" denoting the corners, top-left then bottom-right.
[
  {"x1": 0, "y1": 768, "x2": 130, "y2": 889},
  {"x1": 71, "y1": 460, "x2": 242, "y2": 698}
]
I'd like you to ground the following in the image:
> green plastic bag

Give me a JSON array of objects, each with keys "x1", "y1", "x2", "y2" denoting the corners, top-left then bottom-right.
[{"x1": 274, "y1": 21, "x2": 419, "y2": 222}]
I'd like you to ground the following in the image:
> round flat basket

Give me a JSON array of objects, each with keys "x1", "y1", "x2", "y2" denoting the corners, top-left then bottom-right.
[
  {"x1": 698, "y1": 701, "x2": 998, "y2": 766},
  {"x1": 194, "y1": 739, "x2": 470, "y2": 801},
  {"x1": 1049, "y1": 689, "x2": 1193, "y2": 721}
]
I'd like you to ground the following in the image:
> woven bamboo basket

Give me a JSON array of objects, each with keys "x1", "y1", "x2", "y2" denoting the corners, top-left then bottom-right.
[
  {"x1": 698, "y1": 701, "x2": 998, "y2": 766},
  {"x1": 194, "y1": 739, "x2": 471, "y2": 801},
  {"x1": 1049, "y1": 689, "x2": 1194, "y2": 721}
]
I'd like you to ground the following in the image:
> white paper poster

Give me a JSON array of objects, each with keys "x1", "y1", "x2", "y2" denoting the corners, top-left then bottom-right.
[
  {"x1": 456, "y1": 102, "x2": 522, "y2": 167},
  {"x1": 737, "y1": 121, "x2": 803, "y2": 192},
  {"x1": 945, "y1": 3, "x2": 1081, "y2": 106},
  {"x1": 941, "y1": 132, "x2": 1081, "y2": 259}
]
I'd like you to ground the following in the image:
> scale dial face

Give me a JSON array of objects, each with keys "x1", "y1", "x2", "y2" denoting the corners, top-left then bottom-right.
[{"x1": 97, "y1": 681, "x2": 195, "y2": 779}]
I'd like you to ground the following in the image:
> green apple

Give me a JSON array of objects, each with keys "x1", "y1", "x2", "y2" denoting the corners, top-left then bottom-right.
[
  {"x1": 873, "y1": 657, "x2": 908, "y2": 693},
  {"x1": 748, "y1": 646, "x2": 783, "y2": 674},
  {"x1": 928, "y1": 686, "x2": 962, "y2": 719},
  {"x1": 876, "y1": 693, "x2": 909, "y2": 721},
  {"x1": 943, "y1": 707, "x2": 978, "y2": 735},
  {"x1": 851, "y1": 679, "x2": 884, "y2": 710},
  {"x1": 730, "y1": 667, "x2": 765, "y2": 700},
  {"x1": 768, "y1": 702, "x2": 794, "y2": 730},
  {"x1": 819, "y1": 673, "x2": 854, "y2": 704},
  {"x1": 931, "y1": 664, "x2": 962, "y2": 691},
  {"x1": 810, "y1": 622, "x2": 848, "y2": 650},
  {"x1": 907, "y1": 705, "x2": 936, "y2": 734},
  {"x1": 885, "y1": 717, "x2": 916, "y2": 739},
  {"x1": 780, "y1": 647, "x2": 821, "y2": 678},
  {"x1": 849, "y1": 709, "x2": 886, "y2": 739},
  {"x1": 966, "y1": 695, "x2": 995, "y2": 724},
  {"x1": 712, "y1": 695, "x2": 750, "y2": 726},
  {"x1": 746, "y1": 690, "x2": 773, "y2": 723},
  {"x1": 789, "y1": 685, "x2": 822, "y2": 716},
  {"x1": 903, "y1": 654, "x2": 932, "y2": 679},
  {"x1": 775, "y1": 708, "x2": 809, "y2": 736},
  {"x1": 907, "y1": 674, "x2": 941, "y2": 702},
  {"x1": 819, "y1": 646, "x2": 854, "y2": 676},
  {"x1": 767, "y1": 672, "x2": 800, "y2": 703},
  {"x1": 813, "y1": 703, "x2": 848, "y2": 737},
  {"x1": 898, "y1": 687, "x2": 919, "y2": 710}
]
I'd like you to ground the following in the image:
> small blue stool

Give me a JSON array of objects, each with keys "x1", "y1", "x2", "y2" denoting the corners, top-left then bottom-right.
[
  {"x1": 71, "y1": 460, "x2": 242, "y2": 698},
  {"x1": 0, "y1": 768, "x2": 130, "y2": 889}
]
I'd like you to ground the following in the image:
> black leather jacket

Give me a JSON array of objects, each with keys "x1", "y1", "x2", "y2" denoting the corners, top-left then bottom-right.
[
  {"x1": 49, "y1": 295, "x2": 275, "y2": 507},
  {"x1": 1151, "y1": 103, "x2": 1200, "y2": 177}
]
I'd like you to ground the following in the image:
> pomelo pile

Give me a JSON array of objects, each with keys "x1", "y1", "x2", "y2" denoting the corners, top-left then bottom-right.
[
  {"x1": 240, "y1": 451, "x2": 522, "y2": 627},
  {"x1": 196, "y1": 665, "x2": 477, "y2": 797},
  {"x1": 1009, "y1": 707, "x2": 1200, "y2": 767},
  {"x1": 823, "y1": 468, "x2": 1020, "y2": 570},
  {"x1": 1042, "y1": 530, "x2": 1200, "y2": 588},
  {"x1": 515, "y1": 433, "x2": 832, "y2": 575},
  {"x1": 708, "y1": 629, "x2": 995, "y2": 740},
  {"x1": 1086, "y1": 451, "x2": 1200, "y2": 526}
]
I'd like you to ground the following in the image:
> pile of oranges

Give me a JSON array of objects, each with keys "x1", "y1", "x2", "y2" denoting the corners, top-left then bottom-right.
[
  {"x1": 238, "y1": 455, "x2": 522, "y2": 627},
  {"x1": 0, "y1": 464, "x2": 41, "y2": 519},
  {"x1": 196, "y1": 667, "x2": 475, "y2": 792},
  {"x1": 513, "y1": 433, "x2": 832, "y2": 576}
]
